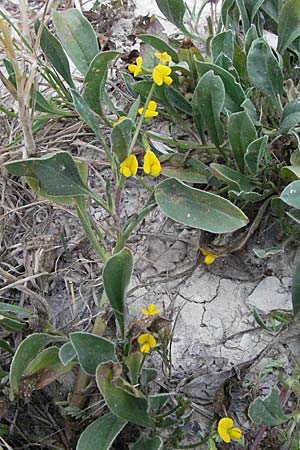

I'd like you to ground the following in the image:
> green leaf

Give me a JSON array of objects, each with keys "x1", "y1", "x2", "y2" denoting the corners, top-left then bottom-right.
[
  {"x1": 140, "y1": 369, "x2": 158, "y2": 386},
  {"x1": 280, "y1": 100, "x2": 300, "y2": 132},
  {"x1": 245, "y1": 24, "x2": 258, "y2": 54},
  {"x1": 292, "y1": 258, "x2": 300, "y2": 316},
  {"x1": 59, "y1": 342, "x2": 77, "y2": 366},
  {"x1": 126, "y1": 352, "x2": 143, "y2": 385},
  {"x1": 228, "y1": 111, "x2": 257, "y2": 172},
  {"x1": 244, "y1": 136, "x2": 268, "y2": 174},
  {"x1": 278, "y1": 0, "x2": 300, "y2": 55},
  {"x1": 0, "y1": 338, "x2": 13, "y2": 354},
  {"x1": 127, "y1": 96, "x2": 141, "y2": 122},
  {"x1": 155, "y1": 178, "x2": 249, "y2": 233},
  {"x1": 253, "y1": 241, "x2": 289, "y2": 258},
  {"x1": 281, "y1": 166, "x2": 300, "y2": 182},
  {"x1": 155, "y1": 0, "x2": 187, "y2": 31},
  {"x1": 96, "y1": 362, "x2": 153, "y2": 427},
  {"x1": 212, "y1": 30, "x2": 234, "y2": 61},
  {"x1": 70, "y1": 332, "x2": 116, "y2": 376},
  {"x1": 34, "y1": 20, "x2": 74, "y2": 87},
  {"x1": 0, "y1": 316, "x2": 26, "y2": 333},
  {"x1": 24, "y1": 346, "x2": 66, "y2": 376},
  {"x1": 236, "y1": 0, "x2": 250, "y2": 32},
  {"x1": 0, "y1": 301, "x2": 33, "y2": 317},
  {"x1": 71, "y1": 89, "x2": 106, "y2": 146},
  {"x1": 192, "y1": 71, "x2": 225, "y2": 147},
  {"x1": 131, "y1": 434, "x2": 163, "y2": 450},
  {"x1": 83, "y1": 51, "x2": 119, "y2": 115},
  {"x1": 10, "y1": 333, "x2": 66, "y2": 396},
  {"x1": 194, "y1": 60, "x2": 245, "y2": 112},
  {"x1": 249, "y1": 388, "x2": 289, "y2": 425},
  {"x1": 53, "y1": 9, "x2": 98, "y2": 75},
  {"x1": 25, "y1": 159, "x2": 88, "y2": 205},
  {"x1": 4, "y1": 151, "x2": 91, "y2": 197},
  {"x1": 111, "y1": 118, "x2": 134, "y2": 162},
  {"x1": 149, "y1": 393, "x2": 170, "y2": 412},
  {"x1": 103, "y1": 248, "x2": 133, "y2": 337},
  {"x1": 138, "y1": 34, "x2": 178, "y2": 62},
  {"x1": 166, "y1": 86, "x2": 192, "y2": 116},
  {"x1": 281, "y1": 180, "x2": 300, "y2": 208},
  {"x1": 247, "y1": 38, "x2": 283, "y2": 109},
  {"x1": 210, "y1": 163, "x2": 256, "y2": 193},
  {"x1": 287, "y1": 209, "x2": 300, "y2": 224},
  {"x1": 76, "y1": 413, "x2": 127, "y2": 450},
  {"x1": 161, "y1": 154, "x2": 210, "y2": 184}
]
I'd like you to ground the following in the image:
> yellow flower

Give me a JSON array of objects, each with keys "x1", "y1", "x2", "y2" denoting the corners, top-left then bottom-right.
[
  {"x1": 154, "y1": 51, "x2": 172, "y2": 63},
  {"x1": 120, "y1": 154, "x2": 138, "y2": 177},
  {"x1": 143, "y1": 150, "x2": 161, "y2": 177},
  {"x1": 138, "y1": 333, "x2": 157, "y2": 353},
  {"x1": 138, "y1": 100, "x2": 159, "y2": 118},
  {"x1": 113, "y1": 116, "x2": 126, "y2": 127},
  {"x1": 200, "y1": 248, "x2": 218, "y2": 265},
  {"x1": 128, "y1": 56, "x2": 143, "y2": 77},
  {"x1": 141, "y1": 303, "x2": 160, "y2": 316},
  {"x1": 217, "y1": 417, "x2": 242, "y2": 443},
  {"x1": 152, "y1": 64, "x2": 173, "y2": 86}
]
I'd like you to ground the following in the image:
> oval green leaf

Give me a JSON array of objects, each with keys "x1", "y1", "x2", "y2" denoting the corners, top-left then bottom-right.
[
  {"x1": 53, "y1": 9, "x2": 98, "y2": 75},
  {"x1": 10, "y1": 333, "x2": 66, "y2": 396},
  {"x1": 103, "y1": 248, "x2": 133, "y2": 337},
  {"x1": 155, "y1": 178, "x2": 249, "y2": 233},
  {"x1": 83, "y1": 51, "x2": 119, "y2": 115},
  {"x1": 280, "y1": 180, "x2": 300, "y2": 208},
  {"x1": 278, "y1": 0, "x2": 300, "y2": 55},
  {"x1": 228, "y1": 111, "x2": 257, "y2": 172},
  {"x1": 76, "y1": 413, "x2": 127, "y2": 450},
  {"x1": 192, "y1": 70, "x2": 225, "y2": 147},
  {"x1": 70, "y1": 332, "x2": 116, "y2": 375},
  {"x1": 96, "y1": 362, "x2": 153, "y2": 427},
  {"x1": 247, "y1": 38, "x2": 283, "y2": 109}
]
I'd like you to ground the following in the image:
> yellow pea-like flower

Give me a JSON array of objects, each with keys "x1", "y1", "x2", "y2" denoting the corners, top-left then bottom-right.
[
  {"x1": 138, "y1": 333, "x2": 157, "y2": 353},
  {"x1": 138, "y1": 100, "x2": 159, "y2": 118},
  {"x1": 154, "y1": 51, "x2": 172, "y2": 63},
  {"x1": 143, "y1": 150, "x2": 161, "y2": 177},
  {"x1": 128, "y1": 56, "x2": 143, "y2": 77},
  {"x1": 217, "y1": 417, "x2": 242, "y2": 443},
  {"x1": 200, "y1": 247, "x2": 218, "y2": 265},
  {"x1": 120, "y1": 154, "x2": 138, "y2": 177},
  {"x1": 141, "y1": 303, "x2": 160, "y2": 316},
  {"x1": 152, "y1": 64, "x2": 173, "y2": 86}
]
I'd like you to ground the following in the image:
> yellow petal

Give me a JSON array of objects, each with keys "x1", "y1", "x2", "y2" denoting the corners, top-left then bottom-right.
[
  {"x1": 154, "y1": 51, "x2": 172, "y2": 63},
  {"x1": 163, "y1": 76, "x2": 173, "y2": 85},
  {"x1": 218, "y1": 418, "x2": 234, "y2": 443},
  {"x1": 141, "y1": 308, "x2": 149, "y2": 315},
  {"x1": 156, "y1": 64, "x2": 171, "y2": 76},
  {"x1": 148, "y1": 304, "x2": 157, "y2": 313},
  {"x1": 138, "y1": 107, "x2": 144, "y2": 115},
  {"x1": 152, "y1": 67, "x2": 163, "y2": 86},
  {"x1": 144, "y1": 110, "x2": 159, "y2": 118},
  {"x1": 128, "y1": 64, "x2": 137, "y2": 73},
  {"x1": 140, "y1": 343, "x2": 150, "y2": 353},
  {"x1": 204, "y1": 254, "x2": 217, "y2": 265},
  {"x1": 136, "y1": 56, "x2": 142, "y2": 67},
  {"x1": 230, "y1": 428, "x2": 242, "y2": 440},
  {"x1": 148, "y1": 100, "x2": 157, "y2": 111},
  {"x1": 138, "y1": 334, "x2": 148, "y2": 344},
  {"x1": 120, "y1": 166, "x2": 131, "y2": 177},
  {"x1": 143, "y1": 151, "x2": 151, "y2": 174},
  {"x1": 128, "y1": 154, "x2": 138, "y2": 175},
  {"x1": 148, "y1": 335, "x2": 157, "y2": 348}
]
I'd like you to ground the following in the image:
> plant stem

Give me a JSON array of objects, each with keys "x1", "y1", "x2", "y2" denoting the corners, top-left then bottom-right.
[
  {"x1": 75, "y1": 201, "x2": 107, "y2": 264},
  {"x1": 128, "y1": 83, "x2": 155, "y2": 155}
]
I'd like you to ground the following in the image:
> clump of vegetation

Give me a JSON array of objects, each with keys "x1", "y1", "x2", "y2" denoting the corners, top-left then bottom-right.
[{"x1": 1, "y1": 0, "x2": 300, "y2": 448}]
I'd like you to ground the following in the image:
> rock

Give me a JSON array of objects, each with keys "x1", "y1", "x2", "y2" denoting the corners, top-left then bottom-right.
[{"x1": 246, "y1": 276, "x2": 292, "y2": 314}]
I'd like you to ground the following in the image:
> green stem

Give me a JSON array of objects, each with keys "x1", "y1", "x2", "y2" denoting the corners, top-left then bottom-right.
[
  {"x1": 75, "y1": 202, "x2": 107, "y2": 264},
  {"x1": 89, "y1": 191, "x2": 112, "y2": 215},
  {"x1": 128, "y1": 83, "x2": 156, "y2": 155},
  {"x1": 177, "y1": 436, "x2": 210, "y2": 449}
]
